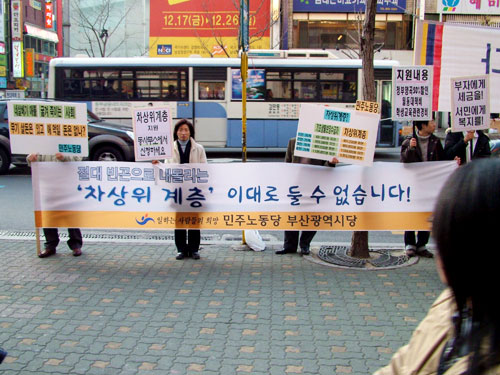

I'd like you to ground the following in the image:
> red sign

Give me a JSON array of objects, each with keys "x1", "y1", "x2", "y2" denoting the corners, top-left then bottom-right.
[
  {"x1": 45, "y1": 3, "x2": 53, "y2": 29},
  {"x1": 150, "y1": 0, "x2": 270, "y2": 39}
]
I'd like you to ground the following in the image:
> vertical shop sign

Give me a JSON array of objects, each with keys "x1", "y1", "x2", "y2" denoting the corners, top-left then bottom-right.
[
  {"x1": 11, "y1": 1, "x2": 22, "y2": 41},
  {"x1": 25, "y1": 48, "x2": 35, "y2": 77},
  {"x1": 12, "y1": 41, "x2": 24, "y2": 78},
  {"x1": 45, "y1": 1, "x2": 54, "y2": 29}
]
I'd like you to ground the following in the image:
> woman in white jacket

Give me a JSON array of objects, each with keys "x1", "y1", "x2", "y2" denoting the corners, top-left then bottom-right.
[{"x1": 154, "y1": 119, "x2": 207, "y2": 260}]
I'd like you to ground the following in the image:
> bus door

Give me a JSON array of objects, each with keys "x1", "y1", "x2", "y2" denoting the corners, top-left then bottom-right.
[
  {"x1": 193, "y1": 67, "x2": 228, "y2": 148},
  {"x1": 376, "y1": 79, "x2": 398, "y2": 147}
]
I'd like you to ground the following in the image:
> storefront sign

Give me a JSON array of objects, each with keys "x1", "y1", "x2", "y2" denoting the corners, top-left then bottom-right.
[
  {"x1": 25, "y1": 48, "x2": 35, "y2": 77},
  {"x1": 440, "y1": 0, "x2": 500, "y2": 14},
  {"x1": 11, "y1": 1, "x2": 22, "y2": 41},
  {"x1": 149, "y1": 0, "x2": 271, "y2": 57},
  {"x1": 32, "y1": 160, "x2": 457, "y2": 231},
  {"x1": 12, "y1": 41, "x2": 23, "y2": 78},
  {"x1": 45, "y1": 2, "x2": 53, "y2": 29},
  {"x1": 292, "y1": 0, "x2": 406, "y2": 13}
]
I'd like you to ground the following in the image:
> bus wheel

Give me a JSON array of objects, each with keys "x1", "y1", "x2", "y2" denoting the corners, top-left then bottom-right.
[
  {"x1": 0, "y1": 147, "x2": 11, "y2": 175},
  {"x1": 92, "y1": 145, "x2": 124, "y2": 162}
]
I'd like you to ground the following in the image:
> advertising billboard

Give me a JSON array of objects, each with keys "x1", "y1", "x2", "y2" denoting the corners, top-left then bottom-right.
[{"x1": 150, "y1": 0, "x2": 271, "y2": 57}]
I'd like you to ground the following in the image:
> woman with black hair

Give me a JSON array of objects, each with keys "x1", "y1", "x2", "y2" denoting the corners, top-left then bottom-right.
[
  {"x1": 374, "y1": 158, "x2": 500, "y2": 375},
  {"x1": 153, "y1": 119, "x2": 207, "y2": 260}
]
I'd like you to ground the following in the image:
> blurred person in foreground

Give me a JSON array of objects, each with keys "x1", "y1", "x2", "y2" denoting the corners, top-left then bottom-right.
[
  {"x1": 152, "y1": 119, "x2": 207, "y2": 260},
  {"x1": 374, "y1": 158, "x2": 500, "y2": 375}
]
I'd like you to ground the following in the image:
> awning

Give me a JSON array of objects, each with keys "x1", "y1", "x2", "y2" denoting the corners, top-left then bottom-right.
[{"x1": 24, "y1": 24, "x2": 59, "y2": 43}]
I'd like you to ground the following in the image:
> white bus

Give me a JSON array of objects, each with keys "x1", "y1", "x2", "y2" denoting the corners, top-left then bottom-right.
[{"x1": 48, "y1": 54, "x2": 401, "y2": 149}]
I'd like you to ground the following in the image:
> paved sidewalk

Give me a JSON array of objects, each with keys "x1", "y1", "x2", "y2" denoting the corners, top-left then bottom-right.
[{"x1": 0, "y1": 239, "x2": 444, "y2": 375}]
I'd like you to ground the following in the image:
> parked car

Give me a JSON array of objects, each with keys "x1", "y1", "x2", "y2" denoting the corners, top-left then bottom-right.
[{"x1": 0, "y1": 99, "x2": 135, "y2": 174}]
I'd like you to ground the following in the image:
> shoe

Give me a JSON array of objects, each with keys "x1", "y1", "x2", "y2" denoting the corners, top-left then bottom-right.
[
  {"x1": 300, "y1": 247, "x2": 310, "y2": 256},
  {"x1": 275, "y1": 249, "x2": 296, "y2": 255},
  {"x1": 176, "y1": 252, "x2": 185, "y2": 260},
  {"x1": 0, "y1": 348, "x2": 7, "y2": 364},
  {"x1": 72, "y1": 248, "x2": 82, "y2": 257},
  {"x1": 416, "y1": 248, "x2": 434, "y2": 258},
  {"x1": 192, "y1": 252, "x2": 200, "y2": 260},
  {"x1": 38, "y1": 248, "x2": 56, "y2": 258},
  {"x1": 405, "y1": 249, "x2": 417, "y2": 258}
]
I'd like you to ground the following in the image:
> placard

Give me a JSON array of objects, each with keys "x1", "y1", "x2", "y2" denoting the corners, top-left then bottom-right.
[
  {"x1": 132, "y1": 107, "x2": 173, "y2": 161},
  {"x1": 8, "y1": 100, "x2": 88, "y2": 156},
  {"x1": 392, "y1": 66, "x2": 433, "y2": 121},
  {"x1": 451, "y1": 75, "x2": 490, "y2": 132},
  {"x1": 294, "y1": 103, "x2": 380, "y2": 166}
]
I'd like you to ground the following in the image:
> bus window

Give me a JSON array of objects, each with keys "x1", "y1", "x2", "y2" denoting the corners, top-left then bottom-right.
[
  {"x1": 198, "y1": 82, "x2": 225, "y2": 100},
  {"x1": 293, "y1": 72, "x2": 318, "y2": 100},
  {"x1": 266, "y1": 71, "x2": 291, "y2": 100}
]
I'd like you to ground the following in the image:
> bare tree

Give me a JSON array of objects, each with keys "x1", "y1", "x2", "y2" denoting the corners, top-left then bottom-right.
[
  {"x1": 70, "y1": 0, "x2": 134, "y2": 57},
  {"x1": 349, "y1": 0, "x2": 377, "y2": 259}
]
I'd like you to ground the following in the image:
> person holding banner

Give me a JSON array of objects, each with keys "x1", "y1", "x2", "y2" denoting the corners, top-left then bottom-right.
[
  {"x1": 444, "y1": 129, "x2": 491, "y2": 166},
  {"x1": 27, "y1": 153, "x2": 83, "y2": 258},
  {"x1": 276, "y1": 137, "x2": 338, "y2": 256},
  {"x1": 153, "y1": 119, "x2": 207, "y2": 260},
  {"x1": 374, "y1": 159, "x2": 500, "y2": 375},
  {"x1": 400, "y1": 118, "x2": 444, "y2": 258}
]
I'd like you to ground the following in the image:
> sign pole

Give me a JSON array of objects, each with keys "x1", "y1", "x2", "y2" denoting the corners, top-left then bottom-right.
[{"x1": 240, "y1": 0, "x2": 249, "y2": 244}]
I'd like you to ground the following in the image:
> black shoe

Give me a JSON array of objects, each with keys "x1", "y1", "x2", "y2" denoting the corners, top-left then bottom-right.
[
  {"x1": 192, "y1": 252, "x2": 200, "y2": 260},
  {"x1": 275, "y1": 249, "x2": 296, "y2": 255},
  {"x1": 175, "y1": 252, "x2": 185, "y2": 260},
  {"x1": 38, "y1": 248, "x2": 56, "y2": 258},
  {"x1": 300, "y1": 247, "x2": 310, "y2": 256},
  {"x1": 0, "y1": 348, "x2": 7, "y2": 364}
]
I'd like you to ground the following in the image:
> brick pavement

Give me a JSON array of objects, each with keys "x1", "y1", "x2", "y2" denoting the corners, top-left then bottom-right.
[{"x1": 0, "y1": 239, "x2": 444, "y2": 375}]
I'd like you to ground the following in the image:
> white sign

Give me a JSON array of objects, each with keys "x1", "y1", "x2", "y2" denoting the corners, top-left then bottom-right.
[
  {"x1": 10, "y1": 0, "x2": 22, "y2": 41},
  {"x1": 439, "y1": 0, "x2": 500, "y2": 14},
  {"x1": 12, "y1": 41, "x2": 23, "y2": 78},
  {"x1": 451, "y1": 75, "x2": 490, "y2": 132},
  {"x1": 5, "y1": 89, "x2": 25, "y2": 99},
  {"x1": 31, "y1": 160, "x2": 457, "y2": 231},
  {"x1": 392, "y1": 66, "x2": 433, "y2": 121},
  {"x1": 132, "y1": 107, "x2": 173, "y2": 161},
  {"x1": 8, "y1": 101, "x2": 88, "y2": 156},
  {"x1": 294, "y1": 103, "x2": 380, "y2": 166}
]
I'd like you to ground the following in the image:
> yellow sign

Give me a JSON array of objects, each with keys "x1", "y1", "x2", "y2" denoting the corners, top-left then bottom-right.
[
  {"x1": 355, "y1": 100, "x2": 381, "y2": 114},
  {"x1": 0, "y1": 66, "x2": 6, "y2": 77}
]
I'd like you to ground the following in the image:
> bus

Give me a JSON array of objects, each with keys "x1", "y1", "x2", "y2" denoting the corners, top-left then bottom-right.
[{"x1": 48, "y1": 53, "x2": 401, "y2": 150}]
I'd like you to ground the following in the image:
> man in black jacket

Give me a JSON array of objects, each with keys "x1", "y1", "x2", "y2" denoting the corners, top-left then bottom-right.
[
  {"x1": 400, "y1": 118, "x2": 444, "y2": 258},
  {"x1": 444, "y1": 129, "x2": 490, "y2": 165}
]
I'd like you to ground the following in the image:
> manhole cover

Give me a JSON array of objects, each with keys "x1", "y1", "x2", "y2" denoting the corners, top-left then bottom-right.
[{"x1": 316, "y1": 245, "x2": 417, "y2": 269}]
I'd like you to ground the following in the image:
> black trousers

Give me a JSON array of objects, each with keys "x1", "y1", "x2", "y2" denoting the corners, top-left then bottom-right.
[
  {"x1": 175, "y1": 229, "x2": 200, "y2": 255},
  {"x1": 43, "y1": 228, "x2": 83, "y2": 251},
  {"x1": 283, "y1": 230, "x2": 317, "y2": 252},
  {"x1": 404, "y1": 231, "x2": 430, "y2": 248}
]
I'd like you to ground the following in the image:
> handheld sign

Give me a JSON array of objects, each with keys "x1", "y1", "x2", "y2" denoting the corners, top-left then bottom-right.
[
  {"x1": 392, "y1": 66, "x2": 433, "y2": 121},
  {"x1": 294, "y1": 103, "x2": 380, "y2": 166},
  {"x1": 132, "y1": 107, "x2": 173, "y2": 161},
  {"x1": 450, "y1": 75, "x2": 490, "y2": 132},
  {"x1": 7, "y1": 100, "x2": 88, "y2": 156}
]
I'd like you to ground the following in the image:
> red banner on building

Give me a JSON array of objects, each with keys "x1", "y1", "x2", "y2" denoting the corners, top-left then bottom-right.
[
  {"x1": 45, "y1": 2, "x2": 53, "y2": 29},
  {"x1": 149, "y1": 0, "x2": 270, "y2": 57}
]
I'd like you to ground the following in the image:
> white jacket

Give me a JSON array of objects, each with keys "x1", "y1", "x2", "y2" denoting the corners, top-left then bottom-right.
[{"x1": 165, "y1": 137, "x2": 207, "y2": 164}]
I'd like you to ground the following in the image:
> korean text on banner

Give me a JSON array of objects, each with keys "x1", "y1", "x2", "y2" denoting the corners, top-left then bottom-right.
[
  {"x1": 392, "y1": 66, "x2": 433, "y2": 121},
  {"x1": 7, "y1": 101, "x2": 88, "y2": 156},
  {"x1": 294, "y1": 103, "x2": 380, "y2": 166},
  {"x1": 132, "y1": 107, "x2": 173, "y2": 161},
  {"x1": 451, "y1": 75, "x2": 490, "y2": 132},
  {"x1": 31, "y1": 160, "x2": 457, "y2": 231}
]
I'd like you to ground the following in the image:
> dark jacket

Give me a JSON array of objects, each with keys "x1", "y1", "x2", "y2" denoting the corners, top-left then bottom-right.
[
  {"x1": 444, "y1": 130, "x2": 490, "y2": 164},
  {"x1": 400, "y1": 134, "x2": 444, "y2": 163}
]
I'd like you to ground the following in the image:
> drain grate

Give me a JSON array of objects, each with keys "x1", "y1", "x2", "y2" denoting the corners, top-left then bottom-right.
[{"x1": 317, "y1": 245, "x2": 414, "y2": 269}]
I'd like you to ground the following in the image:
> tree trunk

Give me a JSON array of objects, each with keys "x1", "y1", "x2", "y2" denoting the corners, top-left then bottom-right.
[{"x1": 350, "y1": 0, "x2": 377, "y2": 259}]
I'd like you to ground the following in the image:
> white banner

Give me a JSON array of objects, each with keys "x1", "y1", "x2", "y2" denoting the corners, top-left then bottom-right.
[
  {"x1": 451, "y1": 75, "x2": 490, "y2": 132},
  {"x1": 32, "y1": 161, "x2": 457, "y2": 231},
  {"x1": 392, "y1": 66, "x2": 433, "y2": 121},
  {"x1": 8, "y1": 101, "x2": 88, "y2": 156},
  {"x1": 132, "y1": 107, "x2": 173, "y2": 161},
  {"x1": 439, "y1": 0, "x2": 500, "y2": 14},
  {"x1": 294, "y1": 103, "x2": 380, "y2": 166}
]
